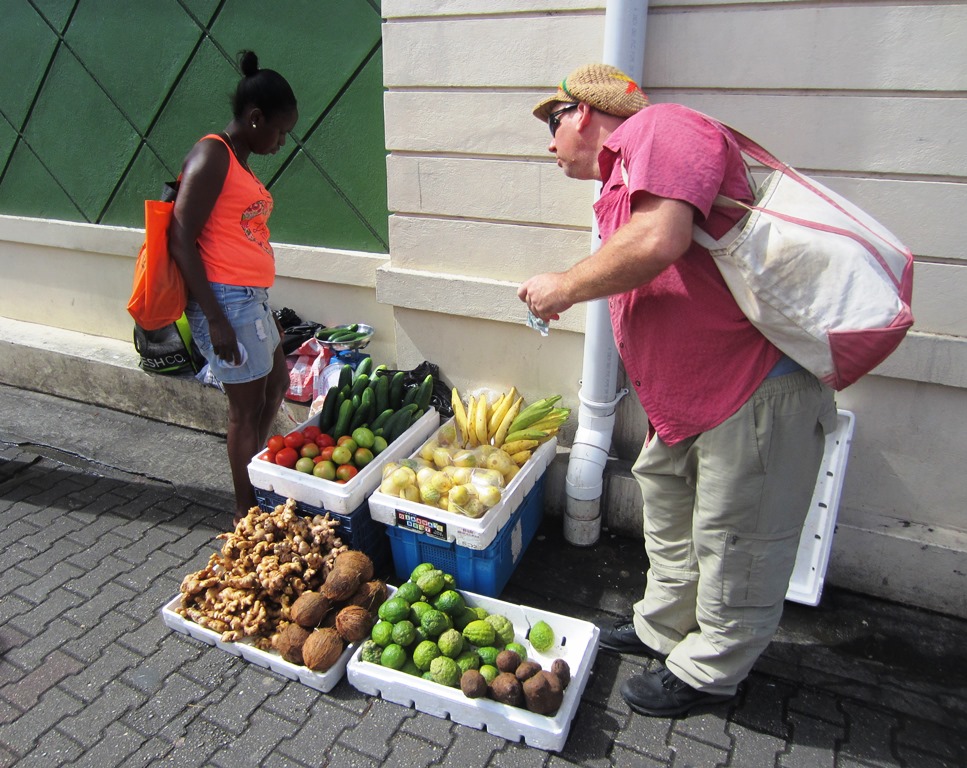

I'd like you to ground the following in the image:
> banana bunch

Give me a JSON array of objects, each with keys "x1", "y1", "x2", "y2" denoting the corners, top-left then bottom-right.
[{"x1": 450, "y1": 386, "x2": 569, "y2": 467}]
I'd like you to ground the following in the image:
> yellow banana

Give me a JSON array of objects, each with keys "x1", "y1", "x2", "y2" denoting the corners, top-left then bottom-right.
[
  {"x1": 466, "y1": 396, "x2": 479, "y2": 447},
  {"x1": 528, "y1": 409, "x2": 570, "y2": 432},
  {"x1": 475, "y1": 395, "x2": 490, "y2": 446},
  {"x1": 500, "y1": 438, "x2": 540, "y2": 456},
  {"x1": 493, "y1": 396, "x2": 523, "y2": 448},
  {"x1": 451, "y1": 388, "x2": 469, "y2": 447},
  {"x1": 488, "y1": 386, "x2": 517, "y2": 437},
  {"x1": 510, "y1": 449, "x2": 532, "y2": 466}
]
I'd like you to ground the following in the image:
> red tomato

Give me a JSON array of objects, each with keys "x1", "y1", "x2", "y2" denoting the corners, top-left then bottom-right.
[
  {"x1": 314, "y1": 433, "x2": 336, "y2": 448},
  {"x1": 275, "y1": 447, "x2": 299, "y2": 468},
  {"x1": 261, "y1": 451, "x2": 277, "y2": 462},
  {"x1": 284, "y1": 432, "x2": 305, "y2": 450},
  {"x1": 303, "y1": 425, "x2": 322, "y2": 441},
  {"x1": 267, "y1": 434, "x2": 286, "y2": 453},
  {"x1": 335, "y1": 464, "x2": 358, "y2": 482},
  {"x1": 318, "y1": 445, "x2": 336, "y2": 462}
]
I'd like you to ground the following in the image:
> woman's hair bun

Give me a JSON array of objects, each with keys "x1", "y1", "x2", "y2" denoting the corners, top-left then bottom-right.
[{"x1": 239, "y1": 50, "x2": 259, "y2": 78}]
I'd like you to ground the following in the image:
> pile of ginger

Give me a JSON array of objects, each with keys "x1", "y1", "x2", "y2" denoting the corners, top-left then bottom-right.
[{"x1": 178, "y1": 499, "x2": 345, "y2": 648}]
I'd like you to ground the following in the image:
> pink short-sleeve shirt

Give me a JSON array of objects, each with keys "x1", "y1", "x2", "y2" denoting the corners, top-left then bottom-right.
[{"x1": 594, "y1": 103, "x2": 781, "y2": 444}]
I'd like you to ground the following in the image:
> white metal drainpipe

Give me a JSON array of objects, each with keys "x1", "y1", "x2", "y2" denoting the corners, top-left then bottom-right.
[{"x1": 563, "y1": 0, "x2": 649, "y2": 546}]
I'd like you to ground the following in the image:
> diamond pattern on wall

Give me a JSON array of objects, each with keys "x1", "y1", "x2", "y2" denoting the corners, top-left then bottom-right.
[{"x1": 0, "y1": 0, "x2": 388, "y2": 252}]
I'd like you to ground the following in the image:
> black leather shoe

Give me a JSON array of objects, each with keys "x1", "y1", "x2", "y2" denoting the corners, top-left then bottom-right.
[
  {"x1": 621, "y1": 666, "x2": 734, "y2": 717},
  {"x1": 599, "y1": 618, "x2": 666, "y2": 661}
]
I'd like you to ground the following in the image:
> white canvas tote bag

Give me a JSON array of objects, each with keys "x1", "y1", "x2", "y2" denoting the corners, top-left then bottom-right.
[{"x1": 692, "y1": 126, "x2": 914, "y2": 390}]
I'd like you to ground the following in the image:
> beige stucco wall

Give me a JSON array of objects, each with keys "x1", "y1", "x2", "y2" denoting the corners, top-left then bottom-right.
[{"x1": 0, "y1": 0, "x2": 964, "y2": 615}]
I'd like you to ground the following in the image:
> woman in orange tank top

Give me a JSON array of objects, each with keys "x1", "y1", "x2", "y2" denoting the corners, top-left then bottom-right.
[{"x1": 169, "y1": 51, "x2": 298, "y2": 525}]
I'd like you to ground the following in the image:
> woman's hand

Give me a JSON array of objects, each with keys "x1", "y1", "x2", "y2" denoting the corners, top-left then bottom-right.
[{"x1": 208, "y1": 313, "x2": 240, "y2": 364}]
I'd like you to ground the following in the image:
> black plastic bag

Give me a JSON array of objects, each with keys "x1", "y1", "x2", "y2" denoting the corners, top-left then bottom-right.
[
  {"x1": 378, "y1": 360, "x2": 454, "y2": 418},
  {"x1": 133, "y1": 314, "x2": 205, "y2": 375}
]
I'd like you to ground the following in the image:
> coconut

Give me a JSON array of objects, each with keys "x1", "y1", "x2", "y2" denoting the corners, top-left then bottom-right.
[
  {"x1": 347, "y1": 580, "x2": 388, "y2": 613},
  {"x1": 333, "y1": 550, "x2": 374, "y2": 582},
  {"x1": 290, "y1": 591, "x2": 332, "y2": 628},
  {"x1": 334, "y1": 604, "x2": 373, "y2": 643},
  {"x1": 302, "y1": 627, "x2": 345, "y2": 672},
  {"x1": 274, "y1": 622, "x2": 311, "y2": 665},
  {"x1": 322, "y1": 567, "x2": 362, "y2": 601}
]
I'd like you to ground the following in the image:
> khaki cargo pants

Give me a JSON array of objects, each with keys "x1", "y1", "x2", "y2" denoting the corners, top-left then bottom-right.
[{"x1": 632, "y1": 370, "x2": 837, "y2": 696}]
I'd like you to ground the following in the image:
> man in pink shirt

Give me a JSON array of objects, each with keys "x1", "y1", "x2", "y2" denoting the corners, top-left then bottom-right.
[{"x1": 519, "y1": 64, "x2": 836, "y2": 717}]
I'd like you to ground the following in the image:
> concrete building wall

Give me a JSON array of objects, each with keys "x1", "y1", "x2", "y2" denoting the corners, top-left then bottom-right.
[{"x1": 1, "y1": 0, "x2": 965, "y2": 616}]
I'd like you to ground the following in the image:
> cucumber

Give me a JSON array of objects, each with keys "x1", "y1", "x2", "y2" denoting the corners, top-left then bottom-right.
[
  {"x1": 337, "y1": 364, "x2": 354, "y2": 391},
  {"x1": 354, "y1": 356, "x2": 373, "y2": 379},
  {"x1": 350, "y1": 373, "x2": 369, "y2": 399},
  {"x1": 318, "y1": 387, "x2": 340, "y2": 433},
  {"x1": 402, "y1": 384, "x2": 419, "y2": 406},
  {"x1": 370, "y1": 407, "x2": 395, "y2": 432},
  {"x1": 415, "y1": 373, "x2": 434, "y2": 412},
  {"x1": 385, "y1": 403, "x2": 420, "y2": 444},
  {"x1": 331, "y1": 397, "x2": 355, "y2": 438},
  {"x1": 389, "y1": 371, "x2": 405, "y2": 409},
  {"x1": 350, "y1": 388, "x2": 375, "y2": 432},
  {"x1": 374, "y1": 374, "x2": 390, "y2": 413}
]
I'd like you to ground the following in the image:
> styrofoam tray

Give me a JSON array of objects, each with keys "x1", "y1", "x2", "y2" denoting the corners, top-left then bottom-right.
[
  {"x1": 368, "y1": 419, "x2": 557, "y2": 550},
  {"x1": 346, "y1": 590, "x2": 599, "y2": 752},
  {"x1": 247, "y1": 408, "x2": 440, "y2": 515},
  {"x1": 160, "y1": 595, "x2": 357, "y2": 693},
  {"x1": 785, "y1": 409, "x2": 855, "y2": 606}
]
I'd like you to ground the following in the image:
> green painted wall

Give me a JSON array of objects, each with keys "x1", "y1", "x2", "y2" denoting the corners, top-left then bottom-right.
[{"x1": 0, "y1": 0, "x2": 389, "y2": 252}]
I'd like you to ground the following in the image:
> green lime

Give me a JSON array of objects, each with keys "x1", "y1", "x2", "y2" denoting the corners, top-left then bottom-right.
[
  {"x1": 391, "y1": 620, "x2": 417, "y2": 647},
  {"x1": 432, "y1": 589, "x2": 466, "y2": 617},
  {"x1": 437, "y1": 628, "x2": 464, "y2": 658},
  {"x1": 506, "y1": 641, "x2": 528, "y2": 660},
  {"x1": 401, "y1": 660, "x2": 421, "y2": 676},
  {"x1": 476, "y1": 646, "x2": 500, "y2": 667},
  {"x1": 453, "y1": 606, "x2": 479, "y2": 631},
  {"x1": 462, "y1": 620, "x2": 496, "y2": 648},
  {"x1": 380, "y1": 643, "x2": 407, "y2": 670},
  {"x1": 455, "y1": 650, "x2": 481, "y2": 673},
  {"x1": 485, "y1": 614, "x2": 516, "y2": 646},
  {"x1": 420, "y1": 609, "x2": 450, "y2": 638},
  {"x1": 479, "y1": 664, "x2": 499, "y2": 685},
  {"x1": 412, "y1": 640, "x2": 441, "y2": 671},
  {"x1": 528, "y1": 620, "x2": 555, "y2": 652},
  {"x1": 360, "y1": 640, "x2": 383, "y2": 665},
  {"x1": 395, "y1": 580, "x2": 424, "y2": 604},
  {"x1": 416, "y1": 569, "x2": 446, "y2": 597},
  {"x1": 410, "y1": 562, "x2": 436, "y2": 582},
  {"x1": 429, "y1": 655, "x2": 461, "y2": 687},
  {"x1": 371, "y1": 620, "x2": 394, "y2": 647},
  {"x1": 410, "y1": 600, "x2": 434, "y2": 624},
  {"x1": 442, "y1": 572, "x2": 457, "y2": 591},
  {"x1": 377, "y1": 596, "x2": 410, "y2": 624}
]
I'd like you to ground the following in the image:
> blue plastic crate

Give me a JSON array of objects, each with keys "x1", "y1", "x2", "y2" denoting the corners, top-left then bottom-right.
[
  {"x1": 384, "y1": 476, "x2": 546, "y2": 597},
  {"x1": 254, "y1": 488, "x2": 390, "y2": 576}
]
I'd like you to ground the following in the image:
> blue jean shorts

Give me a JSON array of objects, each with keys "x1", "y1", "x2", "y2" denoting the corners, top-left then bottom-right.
[{"x1": 186, "y1": 283, "x2": 281, "y2": 385}]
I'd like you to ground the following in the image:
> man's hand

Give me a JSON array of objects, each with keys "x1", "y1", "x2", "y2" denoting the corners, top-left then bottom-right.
[{"x1": 518, "y1": 273, "x2": 569, "y2": 322}]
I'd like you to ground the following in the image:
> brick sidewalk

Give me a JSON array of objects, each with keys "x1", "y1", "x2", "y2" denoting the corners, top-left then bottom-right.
[{"x1": 1, "y1": 388, "x2": 964, "y2": 767}]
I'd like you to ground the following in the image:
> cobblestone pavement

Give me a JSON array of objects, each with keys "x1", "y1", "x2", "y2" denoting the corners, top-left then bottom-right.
[{"x1": 1, "y1": 385, "x2": 965, "y2": 767}]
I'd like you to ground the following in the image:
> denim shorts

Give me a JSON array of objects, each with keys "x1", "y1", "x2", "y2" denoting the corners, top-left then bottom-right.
[{"x1": 185, "y1": 283, "x2": 281, "y2": 385}]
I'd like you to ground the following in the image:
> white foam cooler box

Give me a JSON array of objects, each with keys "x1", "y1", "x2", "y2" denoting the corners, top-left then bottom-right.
[
  {"x1": 247, "y1": 408, "x2": 440, "y2": 572},
  {"x1": 346, "y1": 590, "x2": 600, "y2": 752},
  {"x1": 786, "y1": 408, "x2": 855, "y2": 606},
  {"x1": 160, "y1": 595, "x2": 356, "y2": 693},
  {"x1": 368, "y1": 420, "x2": 557, "y2": 551}
]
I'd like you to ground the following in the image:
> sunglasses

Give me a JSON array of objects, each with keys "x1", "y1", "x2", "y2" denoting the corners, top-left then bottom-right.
[{"x1": 548, "y1": 103, "x2": 579, "y2": 136}]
